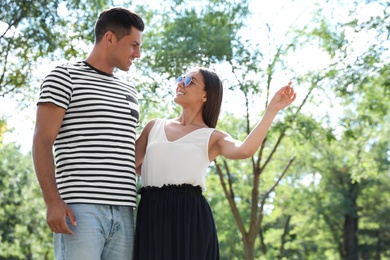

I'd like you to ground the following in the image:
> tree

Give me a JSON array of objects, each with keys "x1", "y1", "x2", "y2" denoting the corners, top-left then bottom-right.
[
  {"x1": 306, "y1": 2, "x2": 390, "y2": 258},
  {"x1": 0, "y1": 0, "x2": 116, "y2": 101},
  {"x1": 267, "y1": 2, "x2": 390, "y2": 258}
]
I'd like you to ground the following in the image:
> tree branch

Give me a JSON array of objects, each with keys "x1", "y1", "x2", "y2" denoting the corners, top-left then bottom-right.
[
  {"x1": 257, "y1": 156, "x2": 296, "y2": 227},
  {"x1": 214, "y1": 158, "x2": 248, "y2": 241}
]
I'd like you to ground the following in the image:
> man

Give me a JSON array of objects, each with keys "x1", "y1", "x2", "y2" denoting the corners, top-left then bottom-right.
[{"x1": 32, "y1": 7, "x2": 144, "y2": 259}]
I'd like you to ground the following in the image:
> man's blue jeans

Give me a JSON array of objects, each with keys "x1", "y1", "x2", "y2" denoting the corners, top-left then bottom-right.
[{"x1": 54, "y1": 204, "x2": 134, "y2": 260}]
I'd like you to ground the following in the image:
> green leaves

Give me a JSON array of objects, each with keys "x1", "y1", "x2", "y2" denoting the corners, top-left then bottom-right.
[
  {"x1": 0, "y1": 143, "x2": 53, "y2": 258},
  {"x1": 0, "y1": 0, "x2": 111, "y2": 99},
  {"x1": 140, "y1": 0, "x2": 249, "y2": 76}
]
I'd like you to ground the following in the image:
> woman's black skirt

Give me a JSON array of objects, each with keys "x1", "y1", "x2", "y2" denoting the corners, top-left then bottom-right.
[{"x1": 134, "y1": 184, "x2": 220, "y2": 260}]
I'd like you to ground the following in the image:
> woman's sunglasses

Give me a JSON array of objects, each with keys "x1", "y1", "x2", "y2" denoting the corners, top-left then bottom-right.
[{"x1": 176, "y1": 75, "x2": 203, "y2": 88}]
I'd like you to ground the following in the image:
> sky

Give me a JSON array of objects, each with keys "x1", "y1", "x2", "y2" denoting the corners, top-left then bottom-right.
[{"x1": 0, "y1": 0, "x2": 386, "y2": 154}]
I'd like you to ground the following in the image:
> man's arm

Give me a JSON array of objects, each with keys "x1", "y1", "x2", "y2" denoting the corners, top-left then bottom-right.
[{"x1": 32, "y1": 103, "x2": 76, "y2": 234}]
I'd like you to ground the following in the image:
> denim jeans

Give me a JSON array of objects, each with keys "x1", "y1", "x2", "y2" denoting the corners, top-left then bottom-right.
[{"x1": 54, "y1": 204, "x2": 134, "y2": 260}]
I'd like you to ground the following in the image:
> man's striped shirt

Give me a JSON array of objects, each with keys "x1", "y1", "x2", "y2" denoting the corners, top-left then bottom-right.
[{"x1": 38, "y1": 61, "x2": 138, "y2": 207}]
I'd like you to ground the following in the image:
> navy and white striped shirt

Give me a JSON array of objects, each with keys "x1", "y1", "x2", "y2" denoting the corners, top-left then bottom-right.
[{"x1": 38, "y1": 61, "x2": 138, "y2": 206}]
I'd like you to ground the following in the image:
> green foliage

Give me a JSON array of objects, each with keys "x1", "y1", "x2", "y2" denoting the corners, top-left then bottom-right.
[
  {"x1": 269, "y1": 60, "x2": 390, "y2": 258},
  {"x1": 359, "y1": 171, "x2": 390, "y2": 258},
  {"x1": 140, "y1": 0, "x2": 249, "y2": 77},
  {"x1": 0, "y1": 143, "x2": 53, "y2": 259},
  {"x1": 0, "y1": 0, "x2": 115, "y2": 100}
]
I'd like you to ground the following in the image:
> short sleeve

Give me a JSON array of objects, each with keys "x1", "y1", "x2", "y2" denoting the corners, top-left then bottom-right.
[{"x1": 37, "y1": 65, "x2": 73, "y2": 109}]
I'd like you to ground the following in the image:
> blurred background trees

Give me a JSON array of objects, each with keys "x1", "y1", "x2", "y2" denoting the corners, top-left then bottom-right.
[{"x1": 0, "y1": 0, "x2": 389, "y2": 259}]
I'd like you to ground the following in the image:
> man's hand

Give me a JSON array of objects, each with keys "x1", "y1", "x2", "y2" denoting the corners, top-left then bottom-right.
[{"x1": 46, "y1": 200, "x2": 77, "y2": 235}]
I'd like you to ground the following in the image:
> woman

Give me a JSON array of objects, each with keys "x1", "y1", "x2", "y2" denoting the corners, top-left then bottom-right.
[{"x1": 134, "y1": 66, "x2": 296, "y2": 259}]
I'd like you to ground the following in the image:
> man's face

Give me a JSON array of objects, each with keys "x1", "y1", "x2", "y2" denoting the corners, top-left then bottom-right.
[{"x1": 111, "y1": 28, "x2": 142, "y2": 71}]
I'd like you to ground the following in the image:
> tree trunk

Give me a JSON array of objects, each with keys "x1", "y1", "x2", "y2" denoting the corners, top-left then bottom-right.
[
  {"x1": 343, "y1": 213, "x2": 359, "y2": 260},
  {"x1": 343, "y1": 181, "x2": 359, "y2": 260},
  {"x1": 374, "y1": 229, "x2": 381, "y2": 260},
  {"x1": 243, "y1": 239, "x2": 255, "y2": 260}
]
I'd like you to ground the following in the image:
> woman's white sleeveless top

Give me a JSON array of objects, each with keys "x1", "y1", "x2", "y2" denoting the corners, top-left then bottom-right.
[{"x1": 141, "y1": 119, "x2": 214, "y2": 191}]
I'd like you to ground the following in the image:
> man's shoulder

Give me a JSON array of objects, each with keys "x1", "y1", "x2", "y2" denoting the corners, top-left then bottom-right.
[{"x1": 47, "y1": 61, "x2": 84, "y2": 74}]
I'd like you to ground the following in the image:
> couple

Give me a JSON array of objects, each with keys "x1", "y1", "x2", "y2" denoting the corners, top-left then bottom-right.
[{"x1": 32, "y1": 7, "x2": 296, "y2": 260}]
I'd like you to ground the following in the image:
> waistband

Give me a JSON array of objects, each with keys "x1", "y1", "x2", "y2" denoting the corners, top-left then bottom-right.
[{"x1": 138, "y1": 184, "x2": 202, "y2": 194}]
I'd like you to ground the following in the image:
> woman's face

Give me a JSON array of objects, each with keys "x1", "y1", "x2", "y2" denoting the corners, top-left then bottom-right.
[{"x1": 174, "y1": 69, "x2": 207, "y2": 106}]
